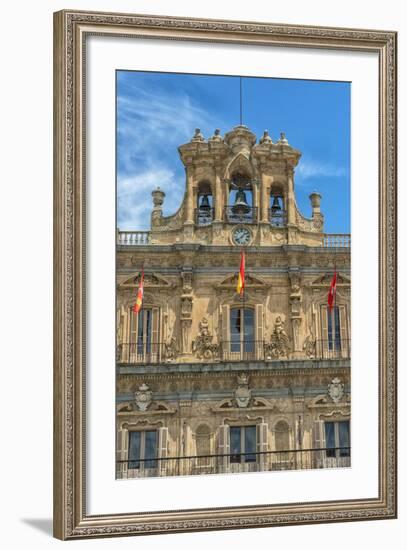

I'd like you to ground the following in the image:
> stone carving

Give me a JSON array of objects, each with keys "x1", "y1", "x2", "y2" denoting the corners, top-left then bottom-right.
[
  {"x1": 181, "y1": 270, "x2": 193, "y2": 293},
  {"x1": 234, "y1": 372, "x2": 251, "y2": 408},
  {"x1": 264, "y1": 316, "x2": 291, "y2": 359},
  {"x1": 180, "y1": 318, "x2": 192, "y2": 353},
  {"x1": 303, "y1": 334, "x2": 316, "y2": 359},
  {"x1": 328, "y1": 378, "x2": 344, "y2": 403},
  {"x1": 209, "y1": 128, "x2": 223, "y2": 142},
  {"x1": 134, "y1": 383, "x2": 153, "y2": 411},
  {"x1": 181, "y1": 295, "x2": 193, "y2": 315},
  {"x1": 163, "y1": 337, "x2": 178, "y2": 362},
  {"x1": 192, "y1": 317, "x2": 220, "y2": 360}
]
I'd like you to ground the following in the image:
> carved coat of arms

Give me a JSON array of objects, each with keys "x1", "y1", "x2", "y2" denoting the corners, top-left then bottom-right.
[
  {"x1": 234, "y1": 373, "x2": 251, "y2": 408},
  {"x1": 328, "y1": 378, "x2": 344, "y2": 403},
  {"x1": 134, "y1": 383, "x2": 152, "y2": 411}
]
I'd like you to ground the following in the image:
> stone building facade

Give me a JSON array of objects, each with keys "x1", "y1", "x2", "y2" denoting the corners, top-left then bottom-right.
[{"x1": 116, "y1": 125, "x2": 351, "y2": 479}]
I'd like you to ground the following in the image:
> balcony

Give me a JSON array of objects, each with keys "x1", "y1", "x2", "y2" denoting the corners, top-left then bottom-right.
[
  {"x1": 117, "y1": 339, "x2": 351, "y2": 365},
  {"x1": 224, "y1": 205, "x2": 258, "y2": 224},
  {"x1": 116, "y1": 447, "x2": 351, "y2": 479},
  {"x1": 194, "y1": 207, "x2": 214, "y2": 226}
]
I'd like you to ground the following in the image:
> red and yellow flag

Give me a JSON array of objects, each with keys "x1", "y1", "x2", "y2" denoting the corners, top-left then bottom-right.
[
  {"x1": 327, "y1": 270, "x2": 337, "y2": 311},
  {"x1": 133, "y1": 270, "x2": 144, "y2": 314},
  {"x1": 237, "y1": 251, "x2": 245, "y2": 295}
]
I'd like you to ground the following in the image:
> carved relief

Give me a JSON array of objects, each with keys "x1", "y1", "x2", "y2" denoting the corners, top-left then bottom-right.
[
  {"x1": 234, "y1": 372, "x2": 251, "y2": 408},
  {"x1": 328, "y1": 378, "x2": 345, "y2": 403},
  {"x1": 163, "y1": 337, "x2": 178, "y2": 362},
  {"x1": 134, "y1": 383, "x2": 153, "y2": 412},
  {"x1": 192, "y1": 317, "x2": 220, "y2": 360},
  {"x1": 264, "y1": 316, "x2": 291, "y2": 358}
]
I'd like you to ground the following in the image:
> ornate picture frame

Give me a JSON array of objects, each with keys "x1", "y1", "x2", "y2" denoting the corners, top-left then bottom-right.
[{"x1": 53, "y1": 9, "x2": 397, "y2": 540}]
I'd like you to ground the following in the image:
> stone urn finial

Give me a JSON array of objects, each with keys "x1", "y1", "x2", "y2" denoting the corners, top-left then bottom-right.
[
  {"x1": 152, "y1": 186, "x2": 165, "y2": 208},
  {"x1": 191, "y1": 128, "x2": 205, "y2": 142},
  {"x1": 259, "y1": 129, "x2": 273, "y2": 144},
  {"x1": 278, "y1": 131, "x2": 289, "y2": 145},
  {"x1": 209, "y1": 128, "x2": 223, "y2": 142},
  {"x1": 309, "y1": 192, "x2": 322, "y2": 213}
]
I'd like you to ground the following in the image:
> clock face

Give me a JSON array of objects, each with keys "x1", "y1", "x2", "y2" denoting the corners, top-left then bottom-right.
[{"x1": 232, "y1": 226, "x2": 251, "y2": 246}]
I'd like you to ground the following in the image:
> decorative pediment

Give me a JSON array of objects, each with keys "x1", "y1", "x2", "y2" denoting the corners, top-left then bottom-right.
[
  {"x1": 212, "y1": 396, "x2": 280, "y2": 413},
  {"x1": 310, "y1": 272, "x2": 351, "y2": 287},
  {"x1": 217, "y1": 273, "x2": 268, "y2": 289},
  {"x1": 118, "y1": 271, "x2": 173, "y2": 290},
  {"x1": 224, "y1": 151, "x2": 254, "y2": 179}
]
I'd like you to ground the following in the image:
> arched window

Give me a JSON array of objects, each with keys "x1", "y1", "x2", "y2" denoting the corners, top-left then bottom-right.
[
  {"x1": 274, "y1": 420, "x2": 290, "y2": 452},
  {"x1": 227, "y1": 173, "x2": 256, "y2": 223},
  {"x1": 269, "y1": 185, "x2": 286, "y2": 226},
  {"x1": 196, "y1": 181, "x2": 213, "y2": 225}
]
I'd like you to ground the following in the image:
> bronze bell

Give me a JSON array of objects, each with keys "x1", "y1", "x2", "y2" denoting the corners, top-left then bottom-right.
[
  {"x1": 271, "y1": 195, "x2": 282, "y2": 212},
  {"x1": 232, "y1": 188, "x2": 250, "y2": 215},
  {"x1": 199, "y1": 194, "x2": 210, "y2": 211}
]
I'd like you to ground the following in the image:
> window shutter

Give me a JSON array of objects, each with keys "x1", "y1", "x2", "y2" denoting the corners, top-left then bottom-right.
[
  {"x1": 151, "y1": 306, "x2": 160, "y2": 361},
  {"x1": 320, "y1": 306, "x2": 328, "y2": 357},
  {"x1": 312, "y1": 420, "x2": 326, "y2": 469},
  {"x1": 158, "y1": 427, "x2": 168, "y2": 476},
  {"x1": 339, "y1": 305, "x2": 348, "y2": 357},
  {"x1": 116, "y1": 427, "x2": 128, "y2": 478},
  {"x1": 256, "y1": 422, "x2": 268, "y2": 470},
  {"x1": 218, "y1": 424, "x2": 230, "y2": 472},
  {"x1": 128, "y1": 308, "x2": 138, "y2": 362},
  {"x1": 221, "y1": 304, "x2": 230, "y2": 355},
  {"x1": 255, "y1": 304, "x2": 264, "y2": 360}
]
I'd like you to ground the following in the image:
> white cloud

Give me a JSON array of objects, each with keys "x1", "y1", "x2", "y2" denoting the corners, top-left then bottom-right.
[
  {"x1": 296, "y1": 159, "x2": 347, "y2": 180},
  {"x1": 118, "y1": 168, "x2": 183, "y2": 230},
  {"x1": 117, "y1": 79, "x2": 225, "y2": 230}
]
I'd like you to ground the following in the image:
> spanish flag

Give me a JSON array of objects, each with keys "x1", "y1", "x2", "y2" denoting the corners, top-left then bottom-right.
[
  {"x1": 133, "y1": 270, "x2": 144, "y2": 314},
  {"x1": 327, "y1": 270, "x2": 337, "y2": 311},
  {"x1": 237, "y1": 251, "x2": 245, "y2": 295}
]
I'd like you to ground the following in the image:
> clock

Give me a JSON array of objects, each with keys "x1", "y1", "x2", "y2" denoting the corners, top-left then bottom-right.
[{"x1": 232, "y1": 226, "x2": 251, "y2": 246}]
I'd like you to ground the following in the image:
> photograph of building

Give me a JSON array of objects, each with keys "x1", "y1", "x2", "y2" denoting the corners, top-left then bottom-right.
[{"x1": 115, "y1": 73, "x2": 351, "y2": 479}]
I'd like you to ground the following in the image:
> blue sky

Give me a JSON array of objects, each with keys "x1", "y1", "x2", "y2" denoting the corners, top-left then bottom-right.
[{"x1": 117, "y1": 71, "x2": 350, "y2": 233}]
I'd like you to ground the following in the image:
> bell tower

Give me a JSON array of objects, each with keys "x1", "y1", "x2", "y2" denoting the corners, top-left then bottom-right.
[{"x1": 149, "y1": 125, "x2": 324, "y2": 247}]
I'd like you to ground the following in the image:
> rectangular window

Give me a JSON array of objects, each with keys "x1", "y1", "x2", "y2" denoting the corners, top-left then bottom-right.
[
  {"x1": 230, "y1": 308, "x2": 255, "y2": 356},
  {"x1": 327, "y1": 306, "x2": 341, "y2": 351},
  {"x1": 324, "y1": 421, "x2": 350, "y2": 458},
  {"x1": 230, "y1": 425, "x2": 257, "y2": 463},
  {"x1": 128, "y1": 430, "x2": 157, "y2": 469},
  {"x1": 136, "y1": 308, "x2": 152, "y2": 355}
]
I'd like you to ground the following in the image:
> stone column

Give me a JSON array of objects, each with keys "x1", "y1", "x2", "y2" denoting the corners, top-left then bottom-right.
[
  {"x1": 214, "y1": 167, "x2": 222, "y2": 222},
  {"x1": 261, "y1": 172, "x2": 270, "y2": 223},
  {"x1": 185, "y1": 165, "x2": 195, "y2": 225},
  {"x1": 286, "y1": 165, "x2": 296, "y2": 225}
]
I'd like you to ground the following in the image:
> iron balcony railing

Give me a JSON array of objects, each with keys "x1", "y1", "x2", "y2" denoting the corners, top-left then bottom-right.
[
  {"x1": 117, "y1": 339, "x2": 351, "y2": 365},
  {"x1": 224, "y1": 205, "x2": 258, "y2": 224},
  {"x1": 194, "y1": 207, "x2": 214, "y2": 226},
  {"x1": 314, "y1": 339, "x2": 351, "y2": 360},
  {"x1": 116, "y1": 447, "x2": 351, "y2": 479},
  {"x1": 117, "y1": 342, "x2": 177, "y2": 364},
  {"x1": 220, "y1": 340, "x2": 263, "y2": 362},
  {"x1": 268, "y1": 208, "x2": 287, "y2": 227}
]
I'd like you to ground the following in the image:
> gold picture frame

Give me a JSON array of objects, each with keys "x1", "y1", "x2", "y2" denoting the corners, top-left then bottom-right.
[{"x1": 53, "y1": 9, "x2": 397, "y2": 540}]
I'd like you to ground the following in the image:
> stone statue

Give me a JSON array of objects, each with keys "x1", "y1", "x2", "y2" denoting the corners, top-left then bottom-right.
[
  {"x1": 264, "y1": 316, "x2": 291, "y2": 359},
  {"x1": 192, "y1": 317, "x2": 219, "y2": 360},
  {"x1": 164, "y1": 337, "x2": 178, "y2": 361}
]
